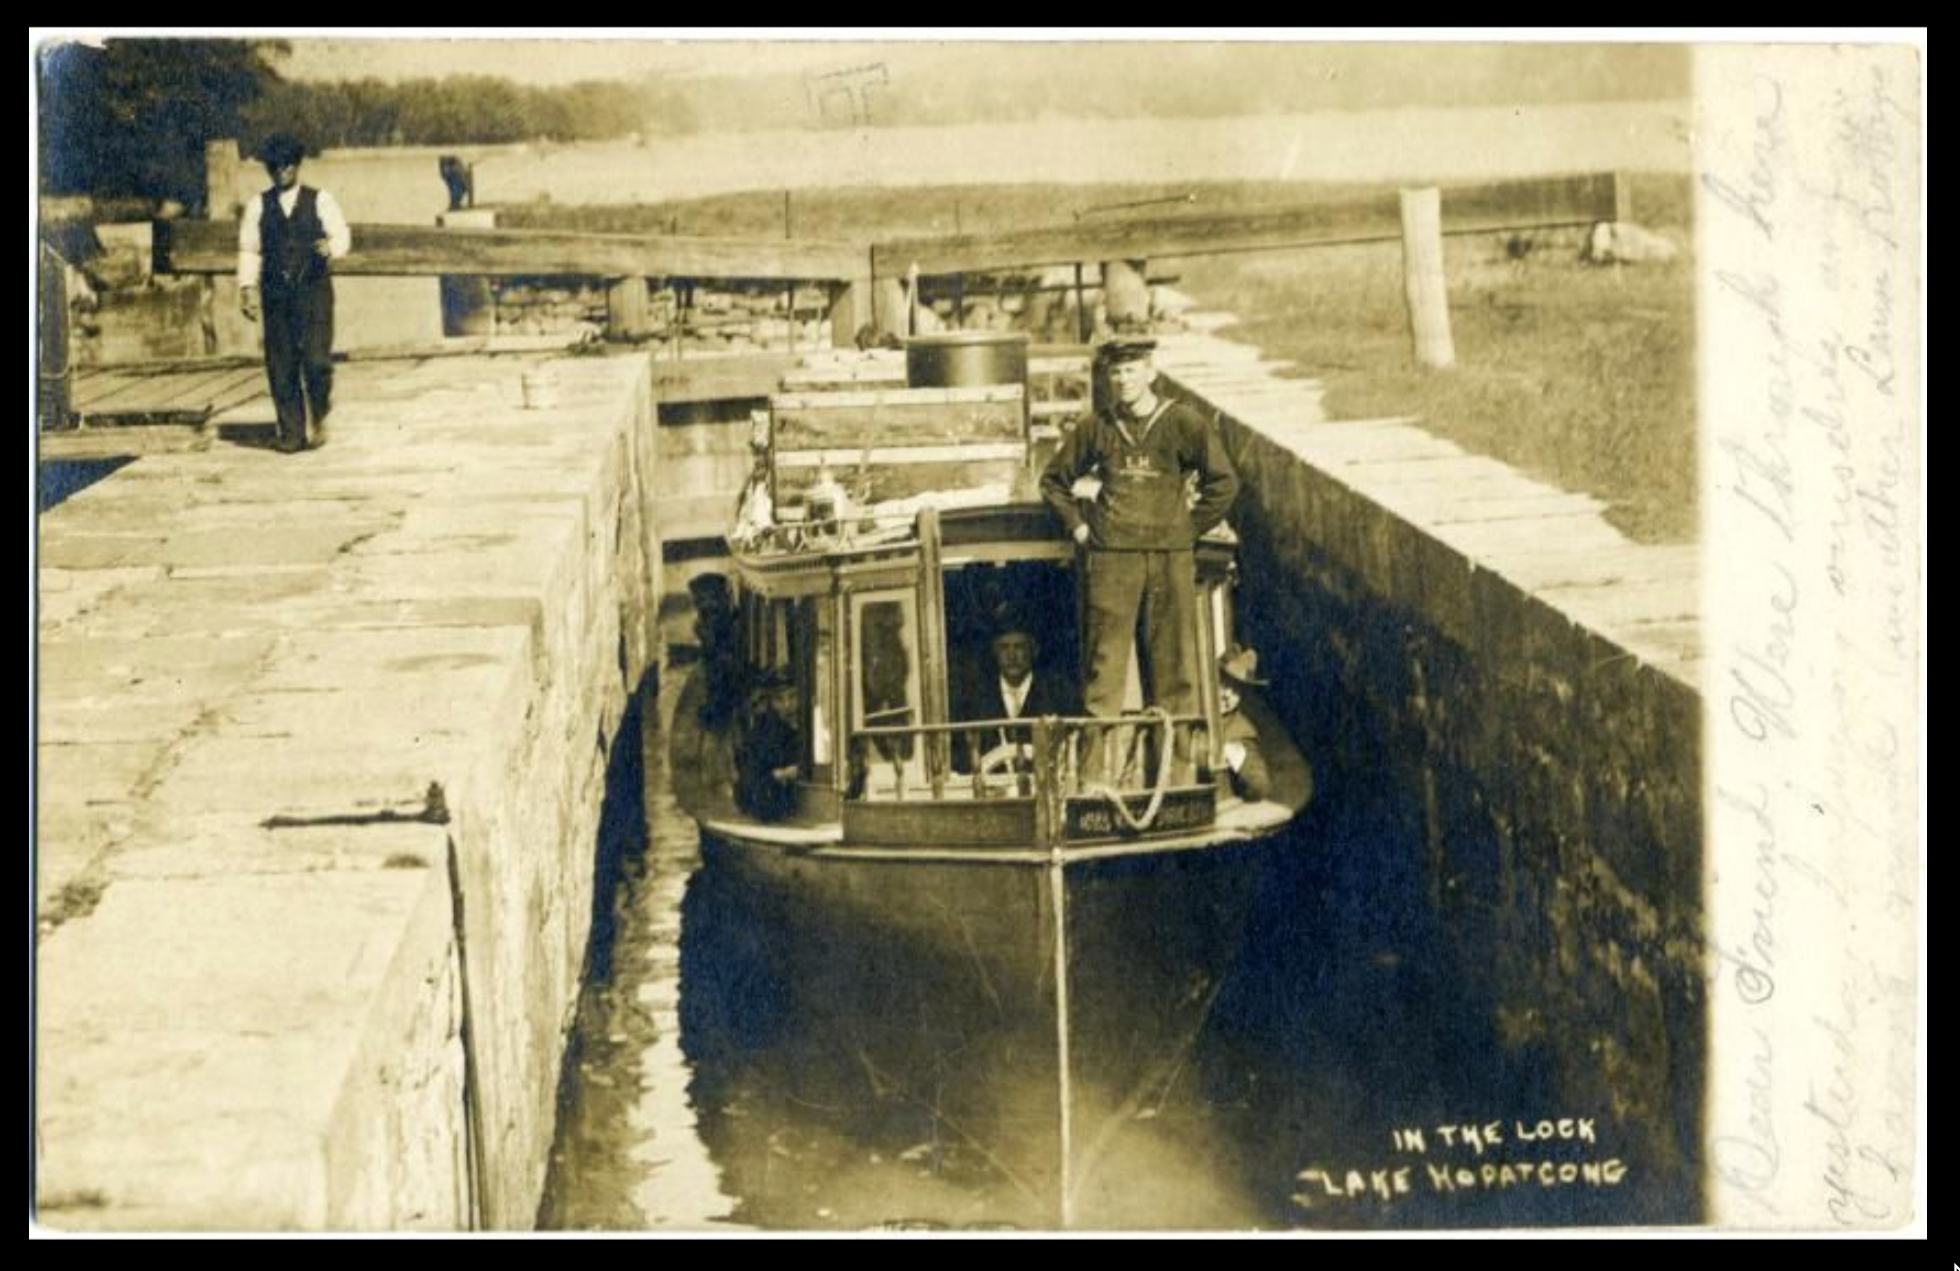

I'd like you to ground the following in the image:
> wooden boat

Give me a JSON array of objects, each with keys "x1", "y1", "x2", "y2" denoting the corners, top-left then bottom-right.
[{"x1": 668, "y1": 338, "x2": 1311, "y2": 1225}]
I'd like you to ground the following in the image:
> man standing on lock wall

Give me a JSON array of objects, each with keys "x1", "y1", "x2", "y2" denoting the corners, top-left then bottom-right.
[{"x1": 238, "y1": 133, "x2": 349, "y2": 453}]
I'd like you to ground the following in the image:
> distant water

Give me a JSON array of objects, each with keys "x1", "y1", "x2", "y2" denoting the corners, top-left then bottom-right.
[{"x1": 474, "y1": 101, "x2": 1690, "y2": 206}]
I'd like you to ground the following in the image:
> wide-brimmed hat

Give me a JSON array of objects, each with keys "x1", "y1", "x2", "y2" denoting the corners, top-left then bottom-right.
[{"x1": 1219, "y1": 644, "x2": 1268, "y2": 688}]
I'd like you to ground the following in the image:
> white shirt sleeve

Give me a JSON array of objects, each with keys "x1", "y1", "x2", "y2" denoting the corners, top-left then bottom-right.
[
  {"x1": 237, "y1": 195, "x2": 262, "y2": 287},
  {"x1": 313, "y1": 189, "x2": 352, "y2": 261}
]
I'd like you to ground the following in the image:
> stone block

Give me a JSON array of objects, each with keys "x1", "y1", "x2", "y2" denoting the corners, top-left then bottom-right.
[{"x1": 36, "y1": 868, "x2": 448, "y2": 1229}]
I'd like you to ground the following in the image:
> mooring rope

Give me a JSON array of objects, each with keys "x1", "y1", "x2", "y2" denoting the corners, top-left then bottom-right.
[
  {"x1": 1048, "y1": 844, "x2": 1074, "y2": 1229},
  {"x1": 1081, "y1": 706, "x2": 1177, "y2": 834}
]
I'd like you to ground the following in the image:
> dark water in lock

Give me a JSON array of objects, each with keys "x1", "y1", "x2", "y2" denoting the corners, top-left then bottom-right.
[
  {"x1": 39, "y1": 457, "x2": 135, "y2": 512},
  {"x1": 538, "y1": 648, "x2": 1686, "y2": 1232}
]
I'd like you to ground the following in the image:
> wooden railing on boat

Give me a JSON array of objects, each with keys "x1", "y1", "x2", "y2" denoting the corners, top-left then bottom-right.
[{"x1": 844, "y1": 713, "x2": 1216, "y2": 848}]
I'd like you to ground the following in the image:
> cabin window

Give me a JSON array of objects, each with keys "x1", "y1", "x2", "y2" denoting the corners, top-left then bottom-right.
[
  {"x1": 798, "y1": 596, "x2": 835, "y2": 771},
  {"x1": 747, "y1": 596, "x2": 796, "y2": 680},
  {"x1": 850, "y1": 589, "x2": 923, "y2": 790}
]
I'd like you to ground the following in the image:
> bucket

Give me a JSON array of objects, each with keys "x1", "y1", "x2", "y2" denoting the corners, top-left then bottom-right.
[
  {"x1": 520, "y1": 371, "x2": 557, "y2": 411},
  {"x1": 904, "y1": 331, "x2": 1029, "y2": 389}
]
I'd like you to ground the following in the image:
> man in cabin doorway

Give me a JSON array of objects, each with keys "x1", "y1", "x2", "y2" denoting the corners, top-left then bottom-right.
[
  {"x1": 238, "y1": 133, "x2": 350, "y2": 453},
  {"x1": 952, "y1": 619, "x2": 1079, "y2": 779},
  {"x1": 1039, "y1": 335, "x2": 1238, "y2": 784}
]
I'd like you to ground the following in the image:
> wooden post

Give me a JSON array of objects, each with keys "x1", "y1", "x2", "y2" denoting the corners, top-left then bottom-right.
[
  {"x1": 37, "y1": 242, "x2": 72, "y2": 431},
  {"x1": 1100, "y1": 258, "x2": 1151, "y2": 328},
  {"x1": 1398, "y1": 188, "x2": 1456, "y2": 370},
  {"x1": 830, "y1": 593, "x2": 851, "y2": 797},
  {"x1": 607, "y1": 276, "x2": 651, "y2": 341},
  {"x1": 829, "y1": 272, "x2": 873, "y2": 349},
  {"x1": 203, "y1": 138, "x2": 244, "y2": 218},
  {"x1": 438, "y1": 208, "x2": 498, "y2": 338},
  {"x1": 1032, "y1": 718, "x2": 1056, "y2": 846},
  {"x1": 916, "y1": 506, "x2": 950, "y2": 794},
  {"x1": 1073, "y1": 263, "x2": 1089, "y2": 344},
  {"x1": 1612, "y1": 170, "x2": 1633, "y2": 226}
]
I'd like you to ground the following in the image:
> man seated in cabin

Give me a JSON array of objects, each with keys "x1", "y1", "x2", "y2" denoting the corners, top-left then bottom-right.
[
  {"x1": 1038, "y1": 334, "x2": 1239, "y2": 785},
  {"x1": 1215, "y1": 645, "x2": 1272, "y2": 804},
  {"x1": 734, "y1": 669, "x2": 802, "y2": 821},
  {"x1": 951, "y1": 621, "x2": 1078, "y2": 778}
]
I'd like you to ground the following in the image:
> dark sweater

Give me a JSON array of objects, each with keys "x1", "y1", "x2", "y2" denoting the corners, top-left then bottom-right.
[
  {"x1": 1039, "y1": 396, "x2": 1238, "y2": 551},
  {"x1": 734, "y1": 713, "x2": 800, "y2": 822}
]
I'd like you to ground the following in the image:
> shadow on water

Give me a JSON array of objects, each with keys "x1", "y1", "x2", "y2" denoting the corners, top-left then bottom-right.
[
  {"x1": 673, "y1": 839, "x2": 1289, "y2": 1231},
  {"x1": 583, "y1": 676, "x2": 649, "y2": 988},
  {"x1": 675, "y1": 860, "x2": 1060, "y2": 1231},
  {"x1": 1195, "y1": 587, "x2": 1695, "y2": 1230}
]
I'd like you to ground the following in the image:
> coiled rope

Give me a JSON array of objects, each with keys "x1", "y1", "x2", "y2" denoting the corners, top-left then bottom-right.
[{"x1": 1081, "y1": 706, "x2": 1177, "y2": 834}]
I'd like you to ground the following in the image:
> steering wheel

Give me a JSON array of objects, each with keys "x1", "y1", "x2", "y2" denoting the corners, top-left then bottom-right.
[{"x1": 977, "y1": 740, "x2": 1033, "y2": 790}]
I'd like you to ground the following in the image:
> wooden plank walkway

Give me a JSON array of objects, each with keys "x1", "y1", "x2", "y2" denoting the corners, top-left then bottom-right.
[{"x1": 69, "y1": 362, "x2": 272, "y2": 429}]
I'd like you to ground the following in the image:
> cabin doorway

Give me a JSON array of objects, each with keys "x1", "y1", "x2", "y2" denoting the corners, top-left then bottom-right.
[{"x1": 941, "y1": 560, "x2": 1081, "y2": 712}]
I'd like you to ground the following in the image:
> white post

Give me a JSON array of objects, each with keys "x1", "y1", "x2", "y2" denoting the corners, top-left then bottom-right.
[
  {"x1": 871, "y1": 277, "x2": 909, "y2": 343},
  {"x1": 607, "y1": 277, "x2": 651, "y2": 341},
  {"x1": 1399, "y1": 187, "x2": 1456, "y2": 370},
  {"x1": 1100, "y1": 258, "x2": 1151, "y2": 328}
]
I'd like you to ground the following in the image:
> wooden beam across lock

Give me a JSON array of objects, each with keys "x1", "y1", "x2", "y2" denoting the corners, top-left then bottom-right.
[
  {"x1": 869, "y1": 172, "x2": 1623, "y2": 278},
  {"x1": 157, "y1": 219, "x2": 864, "y2": 283}
]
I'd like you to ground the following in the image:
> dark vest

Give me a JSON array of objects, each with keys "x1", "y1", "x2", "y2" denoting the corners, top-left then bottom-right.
[{"x1": 260, "y1": 186, "x2": 329, "y2": 291}]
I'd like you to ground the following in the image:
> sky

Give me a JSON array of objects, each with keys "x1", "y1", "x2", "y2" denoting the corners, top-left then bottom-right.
[
  {"x1": 276, "y1": 36, "x2": 885, "y2": 85},
  {"x1": 271, "y1": 33, "x2": 1696, "y2": 94},
  {"x1": 45, "y1": 30, "x2": 1917, "y2": 94}
]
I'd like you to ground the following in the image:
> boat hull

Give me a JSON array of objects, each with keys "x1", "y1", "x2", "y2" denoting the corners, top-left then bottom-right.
[{"x1": 681, "y1": 826, "x2": 1268, "y2": 1222}]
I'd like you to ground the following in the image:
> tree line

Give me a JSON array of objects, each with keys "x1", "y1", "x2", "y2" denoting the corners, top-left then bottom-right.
[
  {"x1": 244, "y1": 75, "x2": 694, "y2": 150},
  {"x1": 38, "y1": 39, "x2": 691, "y2": 208}
]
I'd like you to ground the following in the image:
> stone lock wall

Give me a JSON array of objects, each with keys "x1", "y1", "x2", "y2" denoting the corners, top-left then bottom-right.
[
  {"x1": 1172, "y1": 361, "x2": 1705, "y2": 1215},
  {"x1": 37, "y1": 353, "x2": 661, "y2": 1229}
]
